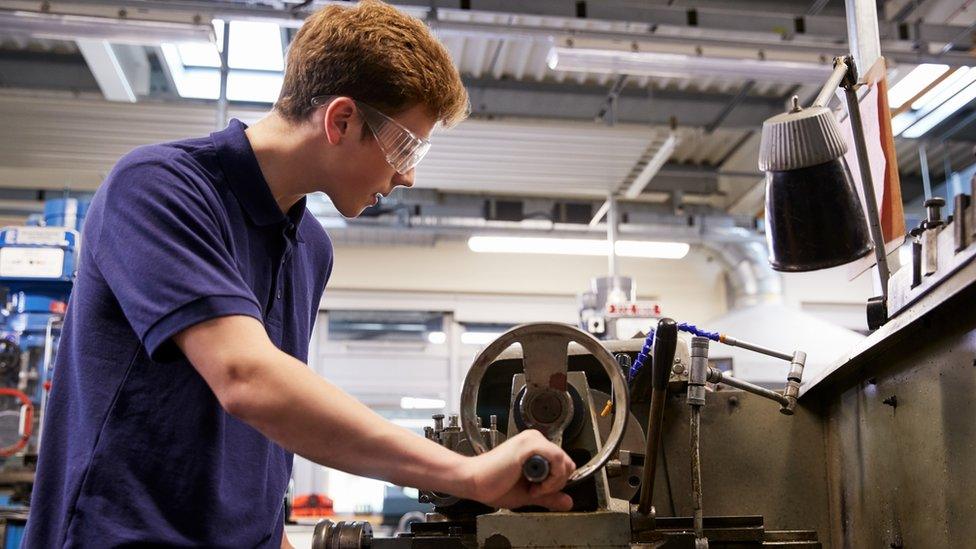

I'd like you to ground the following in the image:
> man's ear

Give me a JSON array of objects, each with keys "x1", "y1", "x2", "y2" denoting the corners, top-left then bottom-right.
[{"x1": 324, "y1": 97, "x2": 357, "y2": 145}]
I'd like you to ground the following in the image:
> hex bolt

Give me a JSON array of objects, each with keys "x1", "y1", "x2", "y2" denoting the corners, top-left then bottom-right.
[{"x1": 432, "y1": 413, "x2": 444, "y2": 431}]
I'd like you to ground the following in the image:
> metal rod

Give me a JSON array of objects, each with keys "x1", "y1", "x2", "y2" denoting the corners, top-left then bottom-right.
[
  {"x1": 216, "y1": 19, "x2": 230, "y2": 130},
  {"x1": 843, "y1": 82, "x2": 891, "y2": 300},
  {"x1": 707, "y1": 368, "x2": 791, "y2": 407},
  {"x1": 919, "y1": 144, "x2": 933, "y2": 200},
  {"x1": 638, "y1": 389, "x2": 667, "y2": 516},
  {"x1": 720, "y1": 335, "x2": 793, "y2": 362},
  {"x1": 812, "y1": 59, "x2": 849, "y2": 107},
  {"x1": 607, "y1": 193, "x2": 619, "y2": 278},
  {"x1": 690, "y1": 406, "x2": 705, "y2": 545}
]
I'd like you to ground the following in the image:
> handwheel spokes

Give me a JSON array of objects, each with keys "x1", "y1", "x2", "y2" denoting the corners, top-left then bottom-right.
[
  {"x1": 516, "y1": 333, "x2": 574, "y2": 443},
  {"x1": 517, "y1": 333, "x2": 571, "y2": 392}
]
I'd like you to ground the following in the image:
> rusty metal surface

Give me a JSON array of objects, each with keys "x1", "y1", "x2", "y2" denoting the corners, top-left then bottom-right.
[
  {"x1": 477, "y1": 503, "x2": 631, "y2": 548},
  {"x1": 649, "y1": 390, "x2": 831, "y2": 544},
  {"x1": 815, "y1": 293, "x2": 976, "y2": 548}
]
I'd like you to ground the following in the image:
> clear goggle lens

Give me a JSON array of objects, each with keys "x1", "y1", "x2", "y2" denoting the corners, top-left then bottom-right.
[{"x1": 310, "y1": 95, "x2": 431, "y2": 174}]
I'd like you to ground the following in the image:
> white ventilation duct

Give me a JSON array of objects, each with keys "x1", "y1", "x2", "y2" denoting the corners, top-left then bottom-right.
[{"x1": 701, "y1": 228, "x2": 782, "y2": 309}]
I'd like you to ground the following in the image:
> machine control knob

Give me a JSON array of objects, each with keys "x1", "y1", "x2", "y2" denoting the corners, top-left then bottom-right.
[
  {"x1": 522, "y1": 454, "x2": 550, "y2": 483},
  {"x1": 925, "y1": 197, "x2": 946, "y2": 228}
]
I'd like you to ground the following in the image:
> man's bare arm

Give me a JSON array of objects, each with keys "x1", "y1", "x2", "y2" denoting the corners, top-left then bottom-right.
[{"x1": 174, "y1": 315, "x2": 575, "y2": 510}]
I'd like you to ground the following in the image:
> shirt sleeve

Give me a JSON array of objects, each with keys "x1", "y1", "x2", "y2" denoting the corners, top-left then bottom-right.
[{"x1": 90, "y1": 150, "x2": 263, "y2": 362}]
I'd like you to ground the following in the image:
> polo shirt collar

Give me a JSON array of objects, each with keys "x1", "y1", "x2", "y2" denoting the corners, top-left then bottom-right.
[{"x1": 213, "y1": 119, "x2": 307, "y2": 239}]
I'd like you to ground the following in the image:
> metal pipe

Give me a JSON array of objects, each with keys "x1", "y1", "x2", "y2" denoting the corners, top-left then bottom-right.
[
  {"x1": 812, "y1": 59, "x2": 849, "y2": 108},
  {"x1": 843, "y1": 79, "x2": 891, "y2": 302},
  {"x1": 706, "y1": 367, "x2": 790, "y2": 408},
  {"x1": 690, "y1": 406, "x2": 705, "y2": 546},
  {"x1": 607, "y1": 193, "x2": 619, "y2": 278},
  {"x1": 719, "y1": 335, "x2": 793, "y2": 362}
]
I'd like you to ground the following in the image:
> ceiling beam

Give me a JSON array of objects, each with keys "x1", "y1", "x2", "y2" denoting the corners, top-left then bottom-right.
[
  {"x1": 463, "y1": 76, "x2": 788, "y2": 129},
  {"x1": 76, "y1": 40, "x2": 137, "y2": 102}
]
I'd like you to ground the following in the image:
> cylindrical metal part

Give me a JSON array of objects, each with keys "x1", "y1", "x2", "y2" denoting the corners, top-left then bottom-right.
[
  {"x1": 448, "y1": 414, "x2": 459, "y2": 428},
  {"x1": 812, "y1": 59, "x2": 849, "y2": 108},
  {"x1": 788, "y1": 351, "x2": 807, "y2": 382},
  {"x1": 720, "y1": 336, "x2": 794, "y2": 362},
  {"x1": 688, "y1": 337, "x2": 709, "y2": 407},
  {"x1": 690, "y1": 406, "x2": 706, "y2": 546},
  {"x1": 523, "y1": 454, "x2": 550, "y2": 483},
  {"x1": 844, "y1": 82, "x2": 891, "y2": 297},
  {"x1": 707, "y1": 368, "x2": 790, "y2": 407},
  {"x1": 925, "y1": 196, "x2": 945, "y2": 227},
  {"x1": 607, "y1": 193, "x2": 619, "y2": 278},
  {"x1": 489, "y1": 414, "x2": 500, "y2": 449},
  {"x1": 432, "y1": 413, "x2": 445, "y2": 432}
]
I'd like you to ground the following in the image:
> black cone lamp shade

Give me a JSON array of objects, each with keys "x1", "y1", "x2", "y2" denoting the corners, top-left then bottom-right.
[{"x1": 758, "y1": 99, "x2": 873, "y2": 272}]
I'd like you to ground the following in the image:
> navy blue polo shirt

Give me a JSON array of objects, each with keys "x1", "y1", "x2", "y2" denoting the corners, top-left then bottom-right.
[{"x1": 24, "y1": 119, "x2": 333, "y2": 547}]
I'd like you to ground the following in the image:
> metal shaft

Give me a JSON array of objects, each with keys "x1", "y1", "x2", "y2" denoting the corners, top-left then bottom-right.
[
  {"x1": 638, "y1": 388, "x2": 667, "y2": 516},
  {"x1": 690, "y1": 406, "x2": 705, "y2": 544},
  {"x1": 843, "y1": 80, "x2": 891, "y2": 301},
  {"x1": 812, "y1": 58, "x2": 850, "y2": 107},
  {"x1": 607, "y1": 193, "x2": 619, "y2": 278},
  {"x1": 720, "y1": 335, "x2": 793, "y2": 362},
  {"x1": 706, "y1": 368, "x2": 790, "y2": 408}
]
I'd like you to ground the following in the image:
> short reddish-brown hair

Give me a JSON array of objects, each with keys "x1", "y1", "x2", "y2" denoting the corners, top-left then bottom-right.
[{"x1": 276, "y1": 0, "x2": 468, "y2": 127}]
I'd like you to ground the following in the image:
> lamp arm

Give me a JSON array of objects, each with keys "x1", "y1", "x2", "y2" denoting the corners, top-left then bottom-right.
[
  {"x1": 841, "y1": 79, "x2": 891, "y2": 309},
  {"x1": 812, "y1": 57, "x2": 852, "y2": 108}
]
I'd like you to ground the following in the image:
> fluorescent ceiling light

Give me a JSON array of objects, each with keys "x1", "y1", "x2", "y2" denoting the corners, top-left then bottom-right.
[
  {"x1": 887, "y1": 64, "x2": 949, "y2": 109},
  {"x1": 426, "y1": 331, "x2": 447, "y2": 344},
  {"x1": 461, "y1": 332, "x2": 503, "y2": 345},
  {"x1": 400, "y1": 397, "x2": 446, "y2": 410},
  {"x1": 911, "y1": 67, "x2": 972, "y2": 110},
  {"x1": 547, "y1": 46, "x2": 833, "y2": 84},
  {"x1": 902, "y1": 80, "x2": 976, "y2": 138},
  {"x1": 890, "y1": 111, "x2": 915, "y2": 136},
  {"x1": 467, "y1": 236, "x2": 690, "y2": 259},
  {"x1": 2, "y1": 10, "x2": 212, "y2": 45},
  {"x1": 893, "y1": 66, "x2": 976, "y2": 138},
  {"x1": 911, "y1": 68, "x2": 976, "y2": 115}
]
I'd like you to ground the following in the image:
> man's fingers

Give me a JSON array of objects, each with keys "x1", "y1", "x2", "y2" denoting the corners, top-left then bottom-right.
[{"x1": 532, "y1": 491, "x2": 573, "y2": 512}]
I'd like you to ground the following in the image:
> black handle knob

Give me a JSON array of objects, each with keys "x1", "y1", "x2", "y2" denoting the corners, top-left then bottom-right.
[
  {"x1": 651, "y1": 318, "x2": 678, "y2": 390},
  {"x1": 522, "y1": 454, "x2": 550, "y2": 483}
]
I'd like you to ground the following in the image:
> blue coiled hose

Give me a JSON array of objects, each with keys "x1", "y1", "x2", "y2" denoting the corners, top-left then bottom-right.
[{"x1": 628, "y1": 321, "x2": 722, "y2": 383}]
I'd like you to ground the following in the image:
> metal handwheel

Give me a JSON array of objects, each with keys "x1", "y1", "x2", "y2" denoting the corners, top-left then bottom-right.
[{"x1": 460, "y1": 322, "x2": 630, "y2": 484}]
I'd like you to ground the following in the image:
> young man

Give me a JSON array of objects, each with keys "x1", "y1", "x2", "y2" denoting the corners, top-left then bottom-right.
[{"x1": 24, "y1": 1, "x2": 575, "y2": 547}]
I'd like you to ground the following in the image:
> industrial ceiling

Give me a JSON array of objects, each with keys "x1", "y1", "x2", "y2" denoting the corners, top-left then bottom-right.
[{"x1": 0, "y1": 0, "x2": 974, "y2": 235}]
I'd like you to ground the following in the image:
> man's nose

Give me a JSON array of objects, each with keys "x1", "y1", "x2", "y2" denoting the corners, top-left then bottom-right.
[{"x1": 393, "y1": 168, "x2": 415, "y2": 188}]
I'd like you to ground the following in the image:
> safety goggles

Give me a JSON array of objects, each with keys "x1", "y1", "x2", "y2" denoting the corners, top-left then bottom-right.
[{"x1": 310, "y1": 95, "x2": 431, "y2": 174}]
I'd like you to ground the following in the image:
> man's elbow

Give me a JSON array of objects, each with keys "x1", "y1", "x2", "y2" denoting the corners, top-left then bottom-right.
[{"x1": 209, "y1": 355, "x2": 266, "y2": 420}]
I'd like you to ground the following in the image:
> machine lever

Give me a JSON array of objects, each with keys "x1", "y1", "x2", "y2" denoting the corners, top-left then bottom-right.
[
  {"x1": 638, "y1": 317, "x2": 678, "y2": 517},
  {"x1": 522, "y1": 454, "x2": 550, "y2": 483}
]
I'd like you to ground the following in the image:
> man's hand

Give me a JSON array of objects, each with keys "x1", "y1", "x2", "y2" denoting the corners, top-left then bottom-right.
[{"x1": 458, "y1": 430, "x2": 575, "y2": 511}]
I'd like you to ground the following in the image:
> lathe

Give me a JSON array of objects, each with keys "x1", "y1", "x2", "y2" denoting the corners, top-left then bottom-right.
[
  {"x1": 307, "y1": 181, "x2": 976, "y2": 547},
  {"x1": 312, "y1": 320, "x2": 823, "y2": 548}
]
